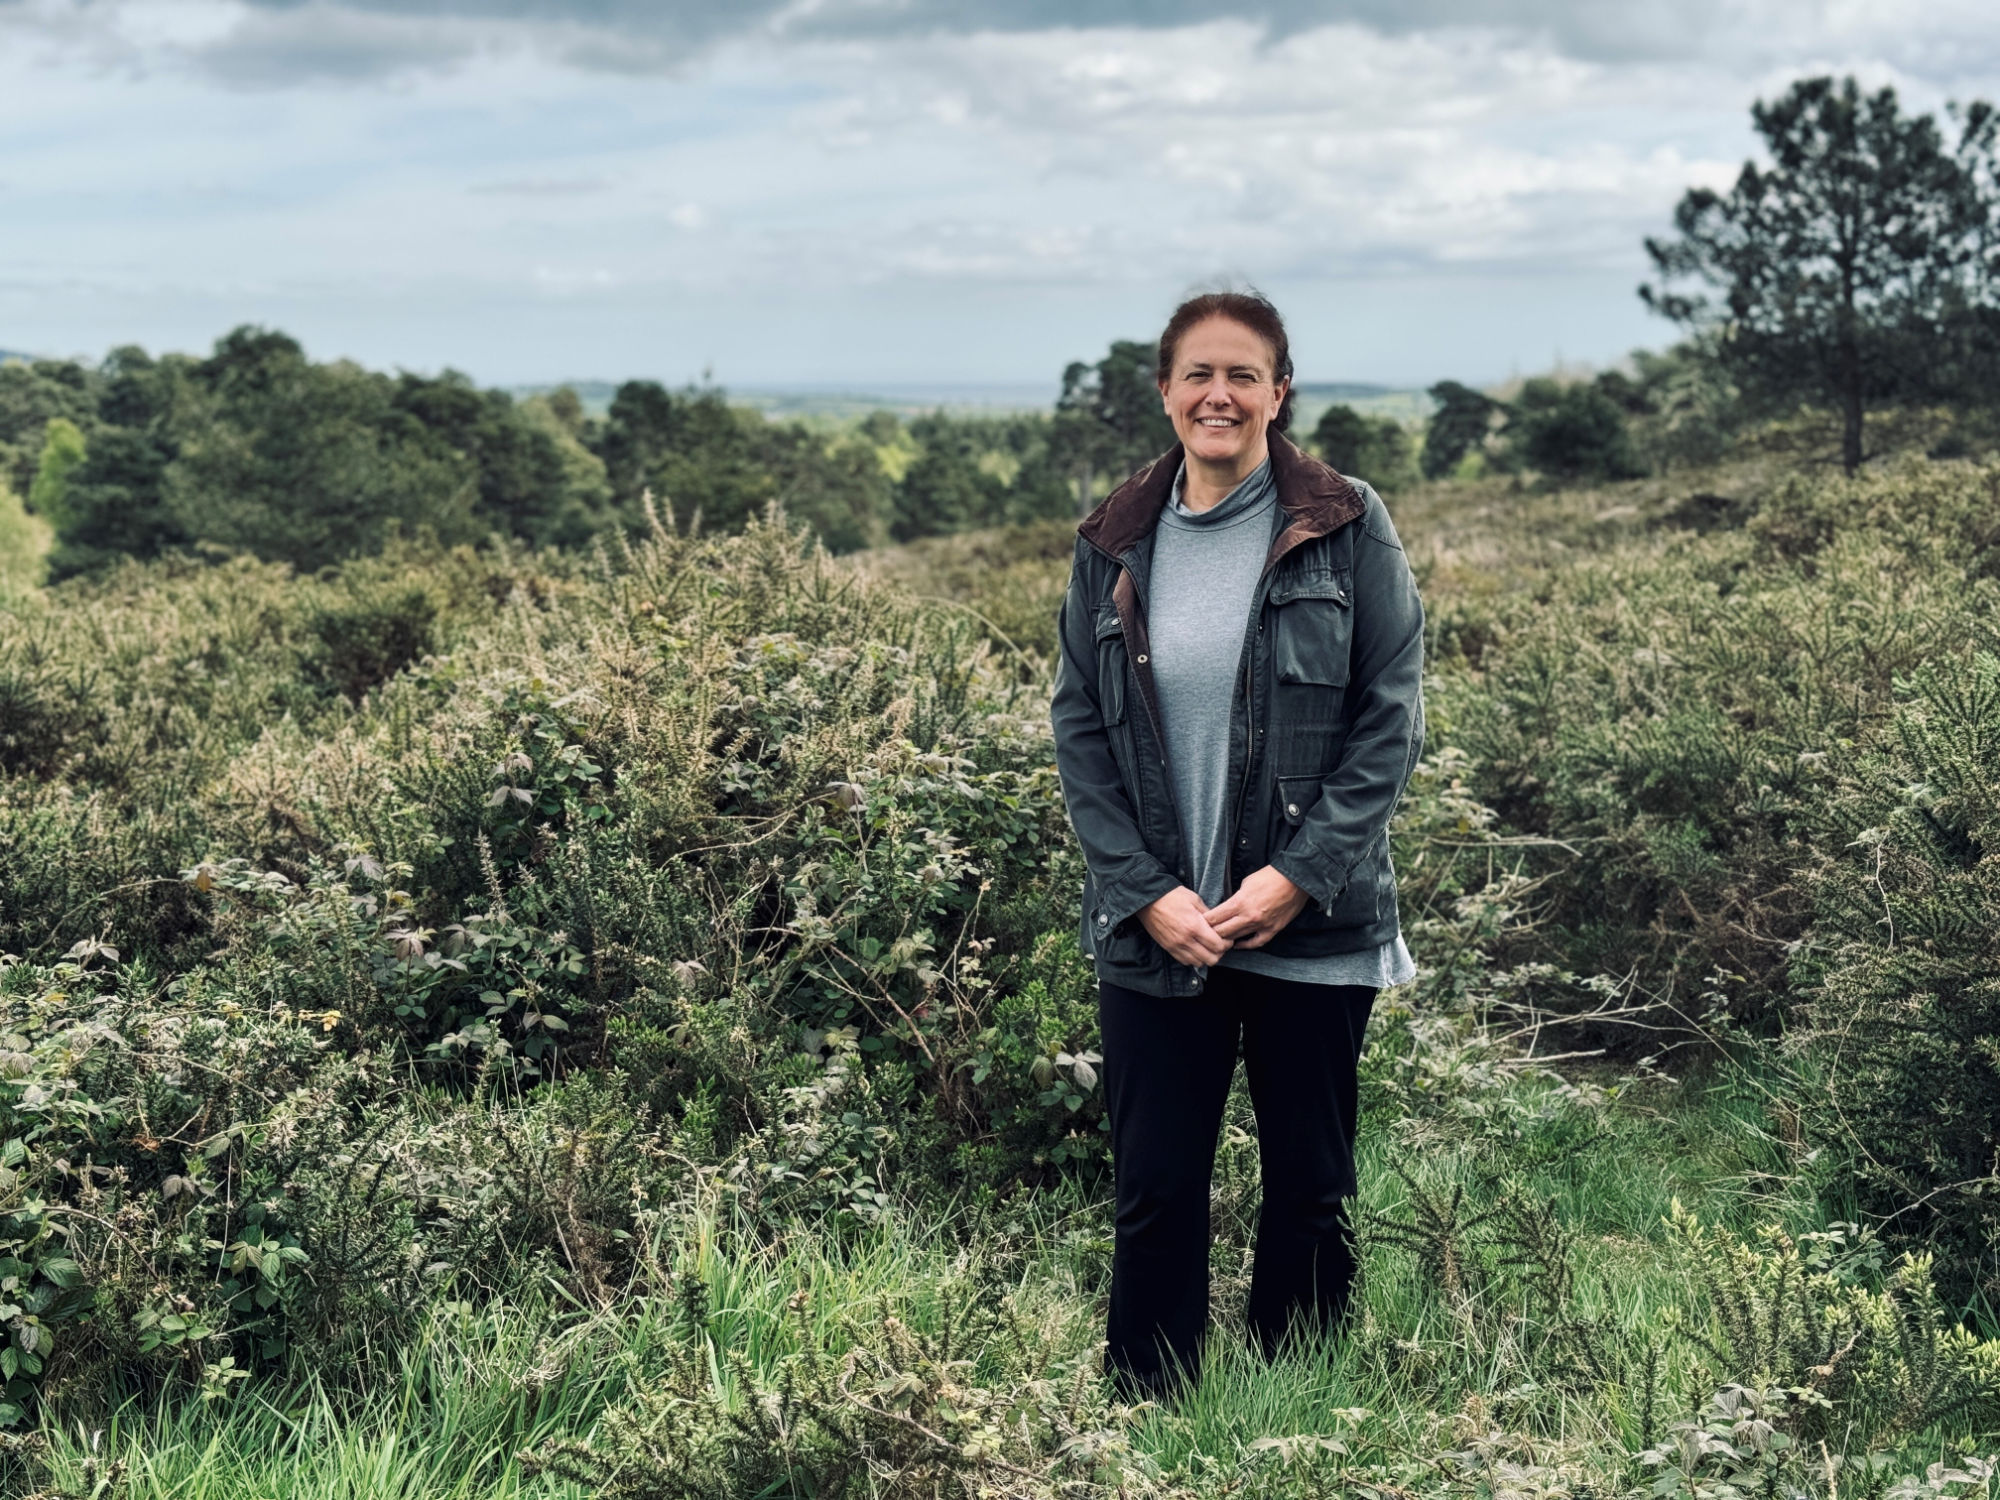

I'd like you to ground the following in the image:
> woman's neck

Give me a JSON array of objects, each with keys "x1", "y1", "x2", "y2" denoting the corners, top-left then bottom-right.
[{"x1": 1180, "y1": 437, "x2": 1272, "y2": 513}]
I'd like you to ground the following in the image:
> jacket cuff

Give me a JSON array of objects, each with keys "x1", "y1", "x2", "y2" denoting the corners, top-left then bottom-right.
[
  {"x1": 1270, "y1": 848, "x2": 1351, "y2": 914},
  {"x1": 1094, "y1": 863, "x2": 1180, "y2": 938}
]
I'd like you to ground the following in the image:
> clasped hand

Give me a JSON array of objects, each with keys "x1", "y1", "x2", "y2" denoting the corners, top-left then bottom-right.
[{"x1": 1136, "y1": 866, "x2": 1310, "y2": 968}]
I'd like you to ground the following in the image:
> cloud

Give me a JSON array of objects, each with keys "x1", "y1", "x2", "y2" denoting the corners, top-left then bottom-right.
[
  {"x1": 8, "y1": 0, "x2": 2000, "y2": 92},
  {"x1": 7, "y1": 0, "x2": 2000, "y2": 388},
  {"x1": 193, "y1": 6, "x2": 490, "y2": 84},
  {"x1": 192, "y1": 0, "x2": 2000, "y2": 84}
]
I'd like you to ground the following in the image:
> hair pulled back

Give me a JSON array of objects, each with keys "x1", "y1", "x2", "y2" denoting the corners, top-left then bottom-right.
[{"x1": 1155, "y1": 289, "x2": 1296, "y2": 434}]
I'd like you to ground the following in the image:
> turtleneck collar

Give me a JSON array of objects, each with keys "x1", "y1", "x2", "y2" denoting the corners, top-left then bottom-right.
[{"x1": 1167, "y1": 455, "x2": 1276, "y2": 528}]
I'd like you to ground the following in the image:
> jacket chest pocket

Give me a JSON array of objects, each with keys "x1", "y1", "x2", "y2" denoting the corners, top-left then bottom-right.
[
  {"x1": 1093, "y1": 605, "x2": 1129, "y2": 727},
  {"x1": 1268, "y1": 571, "x2": 1353, "y2": 727}
]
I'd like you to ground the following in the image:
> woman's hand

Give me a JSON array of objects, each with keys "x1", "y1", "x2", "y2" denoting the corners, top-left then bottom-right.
[
  {"x1": 1137, "y1": 886, "x2": 1233, "y2": 967},
  {"x1": 1204, "y1": 867, "x2": 1309, "y2": 950}
]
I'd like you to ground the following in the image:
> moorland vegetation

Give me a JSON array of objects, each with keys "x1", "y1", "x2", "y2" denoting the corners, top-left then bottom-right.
[{"x1": 3, "y1": 72, "x2": 2000, "y2": 1499}]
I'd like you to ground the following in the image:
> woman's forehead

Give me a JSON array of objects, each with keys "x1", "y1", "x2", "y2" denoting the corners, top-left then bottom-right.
[{"x1": 1170, "y1": 317, "x2": 1277, "y2": 373}]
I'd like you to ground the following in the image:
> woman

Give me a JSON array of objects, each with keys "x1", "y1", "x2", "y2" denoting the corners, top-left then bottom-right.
[{"x1": 1049, "y1": 290, "x2": 1424, "y2": 1401}]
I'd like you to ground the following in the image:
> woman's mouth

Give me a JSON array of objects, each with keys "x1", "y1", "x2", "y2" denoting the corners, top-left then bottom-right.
[{"x1": 1196, "y1": 416, "x2": 1240, "y2": 428}]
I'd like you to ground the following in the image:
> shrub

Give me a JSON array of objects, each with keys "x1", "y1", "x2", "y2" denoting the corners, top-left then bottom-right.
[
  {"x1": 1441, "y1": 458, "x2": 2000, "y2": 1026},
  {"x1": 1791, "y1": 651, "x2": 2000, "y2": 1301},
  {"x1": 1506, "y1": 378, "x2": 1647, "y2": 482}
]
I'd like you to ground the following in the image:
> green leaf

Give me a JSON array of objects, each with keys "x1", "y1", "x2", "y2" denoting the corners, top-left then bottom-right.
[{"x1": 38, "y1": 1258, "x2": 79, "y2": 1289}]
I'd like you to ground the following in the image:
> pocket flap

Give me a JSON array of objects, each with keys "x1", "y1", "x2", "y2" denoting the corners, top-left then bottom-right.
[
  {"x1": 1093, "y1": 603, "x2": 1125, "y2": 640},
  {"x1": 1277, "y1": 773, "x2": 1323, "y2": 825},
  {"x1": 1268, "y1": 573, "x2": 1352, "y2": 608}
]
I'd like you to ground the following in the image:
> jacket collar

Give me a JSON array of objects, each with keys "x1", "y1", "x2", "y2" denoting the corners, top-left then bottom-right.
[{"x1": 1076, "y1": 430, "x2": 1365, "y2": 565}]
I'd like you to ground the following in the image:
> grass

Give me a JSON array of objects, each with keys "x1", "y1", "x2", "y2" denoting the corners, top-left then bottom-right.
[{"x1": 33, "y1": 1050, "x2": 1813, "y2": 1497}]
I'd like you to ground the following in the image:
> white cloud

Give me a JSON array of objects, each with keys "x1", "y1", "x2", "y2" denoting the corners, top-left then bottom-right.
[{"x1": 2, "y1": 0, "x2": 1998, "y2": 384}]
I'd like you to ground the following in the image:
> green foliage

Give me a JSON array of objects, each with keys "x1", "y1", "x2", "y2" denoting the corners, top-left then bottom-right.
[
  {"x1": 26, "y1": 420, "x2": 86, "y2": 535},
  {"x1": 1424, "y1": 379, "x2": 1503, "y2": 478},
  {"x1": 520, "y1": 1279, "x2": 1143, "y2": 1498},
  {"x1": 1507, "y1": 378, "x2": 1648, "y2": 482},
  {"x1": 1311, "y1": 403, "x2": 1422, "y2": 493},
  {"x1": 1790, "y1": 651, "x2": 2000, "y2": 1301},
  {"x1": 304, "y1": 583, "x2": 436, "y2": 703},
  {"x1": 0, "y1": 360, "x2": 96, "y2": 500},
  {"x1": 1053, "y1": 338, "x2": 1175, "y2": 503},
  {"x1": 389, "y1": 370, "x2": 615, "y2": 548},
  {"x1": 0, "y1": 478, "x2": 52, "y2": 602},
  {"x1": 1438, "y1": 457, "x2": 2000, "y2": 1021},
  {"x1": 163, "y1": 328, "x2": 481, "y2": 570}
]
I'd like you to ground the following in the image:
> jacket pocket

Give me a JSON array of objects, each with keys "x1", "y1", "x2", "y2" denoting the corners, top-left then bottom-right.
[
  {"x1": 1093, "y1": 604, "x2": 1128, "y2": 727},
  {"x1": 1268, "y1": 572, "x2": 1353, "y2": 730},
  {"x1": 1275, "y1": 772, "x2": 1322, "y2": 844},
  {"x1": 1325, "y1": 836, "x2": 1389, "y2": 928}
]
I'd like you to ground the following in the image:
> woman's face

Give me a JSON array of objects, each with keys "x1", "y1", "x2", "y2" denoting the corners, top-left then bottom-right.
[{"x1": 1158, "y1": 315, "x2": 1288, "y2": 468}]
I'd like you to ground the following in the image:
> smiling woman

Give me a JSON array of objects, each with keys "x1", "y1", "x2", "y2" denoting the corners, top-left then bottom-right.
[{"x1": 1049, "y1": 288, "x2": 1426, "y2": 1403}]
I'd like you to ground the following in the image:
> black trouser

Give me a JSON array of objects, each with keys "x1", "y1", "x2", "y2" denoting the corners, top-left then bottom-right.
[{"x1": 1098, "y1": 966, "x2": 1375, "y2": 1396}]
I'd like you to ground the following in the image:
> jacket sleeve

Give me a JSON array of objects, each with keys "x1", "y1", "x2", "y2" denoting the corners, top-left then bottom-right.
[
  {"x1": 1050, "y1": 539, "x2": 1180, "y2": 931},
  {"x1": 1270, "y1": 487, "x2": 1426, "y2": 910}
]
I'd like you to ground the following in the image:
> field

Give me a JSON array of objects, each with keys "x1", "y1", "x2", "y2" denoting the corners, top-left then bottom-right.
[{"x1": 5, "y1": 441, "x2": 2000, "y2": 1498}]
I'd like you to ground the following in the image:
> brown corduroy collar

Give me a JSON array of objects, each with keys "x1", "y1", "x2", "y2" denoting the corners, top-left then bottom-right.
[{"x1": 1075, "y1": 430, "x2": 1365, "y2": 569}]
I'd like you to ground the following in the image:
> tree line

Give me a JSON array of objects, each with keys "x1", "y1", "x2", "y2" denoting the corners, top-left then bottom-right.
[
  {"x1": 0, "y1": 328, "x2": 1183, "y2": 581},
  {"x1": 5, "y1": 74, "x2": 1998, "y2": 581}
]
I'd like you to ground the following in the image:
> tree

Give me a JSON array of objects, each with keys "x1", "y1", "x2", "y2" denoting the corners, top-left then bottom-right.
[
  {"x1": 1642, "y1": 75, "x2": 1995, "y2": 473},
  {"x1": 163, "y1": 327, "x2": 479, "y2": 570},
  {"x1": 47, "y1": 426, "x2": 189, "y2": 579},
  {"x1": 1310, "y1": 403, "x2": 1419, "y2": 491},
  {"x1": 1505, "y1": 379, "x2": 1647, "y2": 483},
  {"x1": 27, "y1": 418, "x2": 87, "y2": 532},
  {"x1": 1422, "y1": 380, "x2": 1500, "y2": 478},
  {"x1": 596, "y1": 380, "x2": 780, "y2": 533},
  {"x1": 892, "y1": 413, "x2": 1004, "y2": 541},
  {"x1": 0, "y1": 359, "x2": 96, "y2": 497},
  {"x1": 392, "y1": 371, "x2": 613, "y2": 548},
  {"x1": 1050, "y1": 340, "x2": 1175, "y2": 508},
  {"x1": 44, "y1": 348, "x2": 195, "y2": 580}
]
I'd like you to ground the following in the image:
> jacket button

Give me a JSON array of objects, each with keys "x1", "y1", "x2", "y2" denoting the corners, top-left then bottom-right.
[
  {"x1": 1286, "y1": 803, "x2": 1300, "y2": 816},
  {"x1": 1238, "y1": 836, "x2": 1249, "y2": 847},
  {"x1": 1096, "y1": 913, "x2": 1108, "y2": 926},
  {"x1": 1135, "y1": 653, "x2": 1148, "y2": 664}
]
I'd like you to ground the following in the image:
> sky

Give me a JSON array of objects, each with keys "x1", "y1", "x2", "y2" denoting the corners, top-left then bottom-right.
[{"x1": 5, "y1": 0, "x2": 2000, "y2": 393}]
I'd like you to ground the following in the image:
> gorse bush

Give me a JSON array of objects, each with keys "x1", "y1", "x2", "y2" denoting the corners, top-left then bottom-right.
[
  {"x1": 0, "y1": 506, "x2": 1111, "y2": 1420},
  {"x1": 1790, "y1": 650, "x2": 2000, "y2": 1303},
  {"x1": 4, "y1": 444, "x2": 2000, "y2": 1493},
  {"x1": 1432, "y1": 457, "x2": 2000, "y2": 1027}
]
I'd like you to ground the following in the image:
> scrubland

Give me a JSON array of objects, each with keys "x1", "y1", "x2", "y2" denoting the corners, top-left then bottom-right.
[{"x1": 5, "y1": 447, "x2": 2000, "y2": 1497}]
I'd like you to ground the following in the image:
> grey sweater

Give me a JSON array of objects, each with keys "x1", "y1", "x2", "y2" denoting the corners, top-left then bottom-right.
[{"x1": 1150, "y1": 457, "x2": 1415, "y2": 988}]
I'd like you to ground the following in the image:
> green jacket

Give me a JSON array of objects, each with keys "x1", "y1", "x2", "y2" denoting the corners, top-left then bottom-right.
[{"x1": 1050, "y1": 431, "x2": 1425, "y2": 997}]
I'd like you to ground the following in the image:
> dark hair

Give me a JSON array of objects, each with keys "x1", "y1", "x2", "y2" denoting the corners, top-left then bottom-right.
[{"x1": 1154, "y1": 289, "x2": 1296, "y2": 434}]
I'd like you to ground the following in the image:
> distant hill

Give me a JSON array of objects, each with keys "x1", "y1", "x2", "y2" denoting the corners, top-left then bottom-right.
[
  {"x1": 1291, "y1": 382, "x2": 1434, "y2": 432},
  {"x1": 0, "y1": 349, "x2": 38, "y2": 366},
  {"x1": 509, "y1": 379, "x2": 1058, "y2": 422},
  {"x1": 512, "y1": 377, "x2": 1432, "y2": 428}
]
